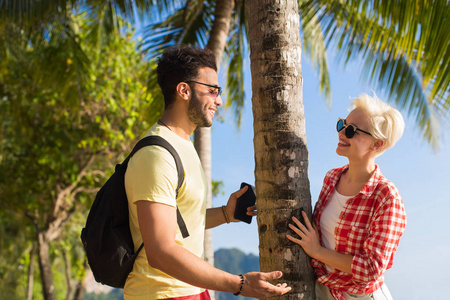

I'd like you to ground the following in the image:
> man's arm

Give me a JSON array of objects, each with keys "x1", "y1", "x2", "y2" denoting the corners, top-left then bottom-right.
[
  {"x1": 137, "y1": 200, "x2": 290, "y2": 297},
  {"x1": 205, "y1": 206, "x2": 229, "y2": 229},
  {"x1": 205, "y1": 185, "x2": 257, "y2": 229}
]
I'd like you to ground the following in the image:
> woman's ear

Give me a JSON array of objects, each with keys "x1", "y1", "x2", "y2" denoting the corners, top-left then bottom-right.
[
  {"x1": 372, "y1": 139, "x2": 385, "y2": 151},
  {"x1": 176, "y1": 82, "x2": 190, "y2": 100}
]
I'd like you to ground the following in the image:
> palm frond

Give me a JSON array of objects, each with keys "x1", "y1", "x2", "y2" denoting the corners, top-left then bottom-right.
[
  {"x1": 140, "y1": 1, "x2": 211, "y2": 57},
  {"x1": 362, "y1": 50, "x2": 440, "y2": 147},
  {"x1": 224, "y1": 23, "x2": 246, "y2": 127},
  {"x1": 35, "y1": 19, "x2": 90, "y2": 107},
  {"x1": 220, "y1": 0, "x2": 248, "y2": 128},
  {"x1": 81, "y1": 2, "x2": 128, "y2": 51},
  {"x1": 299, "y1": 0, "x2": 331, "y2": 104},
  {"x1": 0, "y1": 0, "x2": 74, "y2": 28},
  {"x1": 140, "y1": 1, "x2": 212, "y2": 118},
  {"x1": 140, "y1": 0, "x2": 249, "y2": 128},
  {"x1": 86, "y1": 0, "x2": 182, "y2": 25},
  {"x1": 304, "y1": 0, "x2": 449, "y2": 148}
]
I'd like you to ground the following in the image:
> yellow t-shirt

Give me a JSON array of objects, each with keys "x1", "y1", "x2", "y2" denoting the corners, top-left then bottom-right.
[{"x1": 124, "y1": 123, "x2": 207, "y2": 299}]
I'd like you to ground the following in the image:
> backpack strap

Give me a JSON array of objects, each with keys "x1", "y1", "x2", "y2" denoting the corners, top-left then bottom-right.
[{"x1": 128, "y1": 135, "x2": 190, "y2": 239}]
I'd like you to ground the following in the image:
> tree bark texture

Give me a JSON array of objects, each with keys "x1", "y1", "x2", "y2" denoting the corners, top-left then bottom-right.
[
  {"x1": 37, "y1": 231, "x2": 56, "y2": 300},
  {"x1": 194, "y1": 127, "x2": 213, "y2": 265},
  {"x1": 247, "y1": 0, "x2": 315, "y2": 299},
  {"x1": 207, "y1": 0, "x2": 234, "y2": 61}
]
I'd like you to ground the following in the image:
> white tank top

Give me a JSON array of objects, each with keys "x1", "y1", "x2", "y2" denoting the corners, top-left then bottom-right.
[{"x1": 320, "y1": 189, "x2": 352, "y2": 272}]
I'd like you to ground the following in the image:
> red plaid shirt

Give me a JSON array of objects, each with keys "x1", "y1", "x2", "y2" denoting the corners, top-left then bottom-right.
[{"x1": 312, "y1": 165, "x2": 406, "y2": 300}]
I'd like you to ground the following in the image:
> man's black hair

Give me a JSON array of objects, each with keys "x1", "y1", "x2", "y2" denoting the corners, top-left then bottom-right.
[{"x1": 157, "y1": 44, "x2": 217, "y2": 108}]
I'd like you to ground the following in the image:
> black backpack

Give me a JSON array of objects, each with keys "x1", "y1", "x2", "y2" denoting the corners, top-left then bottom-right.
[{"x1": 81, "y1": 135, "x2": 189, "y2": 288}]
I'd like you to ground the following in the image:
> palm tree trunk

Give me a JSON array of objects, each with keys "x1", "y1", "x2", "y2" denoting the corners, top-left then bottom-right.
[
  {"x1": 37, "y1": 231, "x2": 57, "y2": 300},
  {"x1": 195, "y1": 2, "x2": 234, "y2": 300},
  {"x1": 194, "y1": 127, "x2": 213, "y2": 270},
  {"x1": 247, "y1": 0, "x2": 315, "y2": 299}
]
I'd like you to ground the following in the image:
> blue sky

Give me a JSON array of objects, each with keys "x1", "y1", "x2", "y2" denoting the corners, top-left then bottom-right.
[{"x1": 210, "y1": 52, "x2": 450, "y2": 300}]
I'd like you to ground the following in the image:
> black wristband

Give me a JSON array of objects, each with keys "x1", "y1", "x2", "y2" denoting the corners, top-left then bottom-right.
[{"x1": 233, "y1": 274, "x2": 245, "y2": 296}]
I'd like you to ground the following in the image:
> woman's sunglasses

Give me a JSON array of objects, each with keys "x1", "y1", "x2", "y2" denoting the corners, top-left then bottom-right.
[{"x1": 336, "y1": 118, "x2": 373, "y2": 139}]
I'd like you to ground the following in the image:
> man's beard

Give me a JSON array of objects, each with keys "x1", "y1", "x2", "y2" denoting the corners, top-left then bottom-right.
[{"x1": 187, "y1": 89, "x2": 212, "y2": 128}]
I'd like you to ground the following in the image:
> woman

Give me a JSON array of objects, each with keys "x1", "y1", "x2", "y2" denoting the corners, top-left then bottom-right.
[{"x1": 287, "y1": 94, "x2": 406, "y2": 300}]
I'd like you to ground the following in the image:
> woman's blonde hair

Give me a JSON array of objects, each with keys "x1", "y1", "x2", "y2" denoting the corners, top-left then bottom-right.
[{"x1": 350, "y1": 93, "x2": 405, "y2": 155}]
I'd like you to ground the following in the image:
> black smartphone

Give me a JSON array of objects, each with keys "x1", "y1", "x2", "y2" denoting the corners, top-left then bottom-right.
[{"x1": 234, "y1": 182, "x2": 256, "y2": 224}]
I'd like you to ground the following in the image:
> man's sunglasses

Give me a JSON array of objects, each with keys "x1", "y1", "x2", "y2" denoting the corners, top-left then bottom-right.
[
  {"x1": 336, "y1": 118, "x2": 373, "y2": 139},
  {"x1": 185, "y1": 80, "x2": 223, "y2": 98}
]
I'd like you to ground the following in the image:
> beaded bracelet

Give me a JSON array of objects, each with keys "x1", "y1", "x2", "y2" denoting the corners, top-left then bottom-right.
[
  {"x1": 222, "y1": 205, "x2": 230, "y2": 223},
  {"x1": 234, "y1": 274, "x2": 245, "y2": 296}
]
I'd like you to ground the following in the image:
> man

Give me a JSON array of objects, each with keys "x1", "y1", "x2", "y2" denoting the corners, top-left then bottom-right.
[{"x1": 124, "y1": 45, "x2": 291, "y2": 299}]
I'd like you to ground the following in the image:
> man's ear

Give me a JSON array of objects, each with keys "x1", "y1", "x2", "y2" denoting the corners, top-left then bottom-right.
[
  {"x1": 176, "y1": 82, "x2": 190, "y2": 100},
  {"x1": 372, "y1": 139, "x2": 385, "y2": 151}
]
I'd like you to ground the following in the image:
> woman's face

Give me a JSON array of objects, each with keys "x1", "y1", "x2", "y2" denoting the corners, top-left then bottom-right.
[{"x1": 336, "y1": 108, "x2": 378, "y2": 161}]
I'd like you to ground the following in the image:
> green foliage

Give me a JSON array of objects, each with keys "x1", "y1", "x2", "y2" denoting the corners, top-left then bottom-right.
[
  {"x1": 1, "y1": 0, "x2": 448, "y2": 298},
  {"x1": 212, "y1": 180, "x2": 225, "y2": 197},
  {"x1": 0, "y1": 13, "x2": 156, "y2": 299},
  {"x1": 0, "y1": 210, "x2": 31, "y2": 298},
  {"x1": 223, "y1": 3, "x2": 247, "y2": 128},
  {"x1": 141, "y1": 0, "x2": 248, "y2": 128},
  {"x1": 141, "y1": 0, "x2": 450, "y2": 146},
  {"x1": 300, "y1": 0, "x2": 450, "y2": 148}
]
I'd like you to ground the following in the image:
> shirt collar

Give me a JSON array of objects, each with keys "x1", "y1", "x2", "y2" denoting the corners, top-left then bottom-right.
[{"x1": 336, "y1": 164, "x2": 383, "y2": 197}]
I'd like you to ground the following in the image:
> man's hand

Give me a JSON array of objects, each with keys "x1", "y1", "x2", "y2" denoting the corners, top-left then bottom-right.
[
  {"x1": 225, "y1": 185, "x2": 257, "y2": 223},
  {"x1": 239, "y1": 271, "x2": 291, "y2": 298}
]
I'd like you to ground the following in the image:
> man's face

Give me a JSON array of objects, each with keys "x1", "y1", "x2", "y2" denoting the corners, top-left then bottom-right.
[{"x1": 187, "y1": 67, "x2": 222, "y2": 127}]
